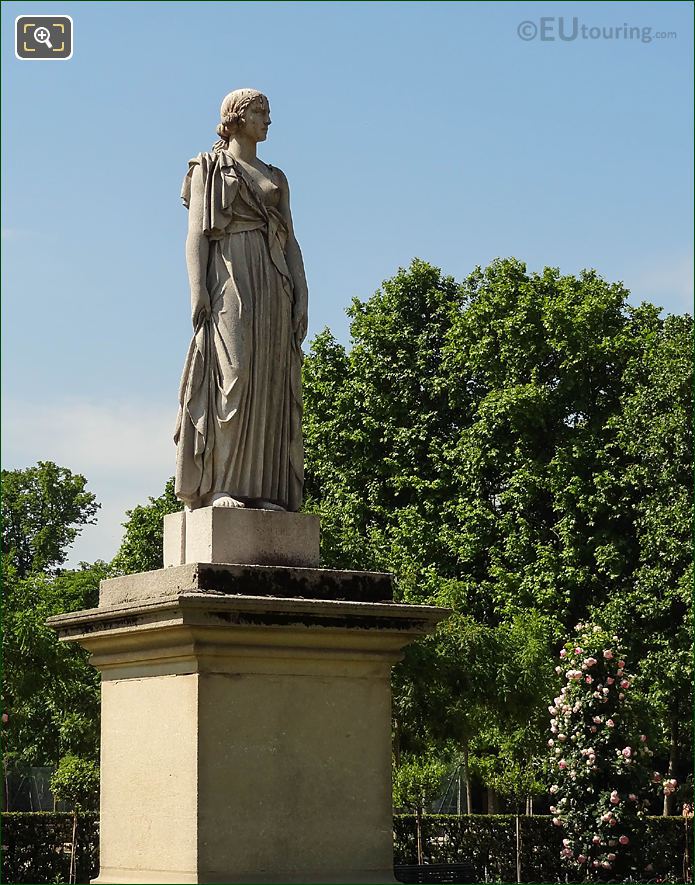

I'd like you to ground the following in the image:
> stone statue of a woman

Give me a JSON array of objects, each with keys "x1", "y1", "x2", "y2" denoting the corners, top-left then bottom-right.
[{"x1": 174, "y1": 89, "x2": 308, "y2": 512}]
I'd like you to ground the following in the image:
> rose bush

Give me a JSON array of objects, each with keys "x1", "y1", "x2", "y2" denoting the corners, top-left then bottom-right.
[{"x1": 548, "y1": 624, "x2": 674, "y2": 879}]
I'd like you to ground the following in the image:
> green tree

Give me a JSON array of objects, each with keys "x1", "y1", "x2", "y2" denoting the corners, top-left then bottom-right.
[
  {"x1": 2, "y1": 462, "x2": 99, "y2": 579},
  {"x1": 2, "y1": 561, "x2": 105, "y2": 767},
  {"x1": 1, "y1": 463, "x2": 104, "y2": 769},
  {"x1": 393, "y1": 754, "x2": 447, "y2": 863},
  {"x1": 590, "y1": 314, "x2": 693, "y2": 813},
  {"x1": 51, "y1": 754, "x2": 99, "y2": 884},
  {"x1": 110, "y1": 477, "x2": 182, "y2": 575},
  {"x1": 301, "y1": 258, "x2": 692, "y2": 805},
  {"x1": 50, "y1": 754, "x2": 99, "y2": 811}
]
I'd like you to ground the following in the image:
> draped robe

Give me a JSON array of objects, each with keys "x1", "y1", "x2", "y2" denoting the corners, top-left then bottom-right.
[{"x1": 174, "y1": 150, "x2": 304, "y2": 511}]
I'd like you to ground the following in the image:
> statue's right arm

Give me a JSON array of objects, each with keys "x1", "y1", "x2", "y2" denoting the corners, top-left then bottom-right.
[{"x1": 185, "y1": 164, "x2": 211, "y2": 327}]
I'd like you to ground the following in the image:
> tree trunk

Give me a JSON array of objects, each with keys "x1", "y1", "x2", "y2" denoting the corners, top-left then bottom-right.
[
  {"x1": 416, "y1": 804, "x2": 424, "y2": 865},
  {"x1": 69, "y1": 810, "x2": 78, "y2": 884},
  {"x1": 462, "y1": 736, "x2": 472, "y2": 814},
  {"x1": 515, "y1": 813, "x2": 522, "y2": 883},
  {"x1": 683, "y1": 813, "x2": 692, "y2": 884},
  {"x1": 663, "y1": 715, "x2": 678, "y2": 816},
  {"x1": 487, "y1": 788, "x2": 499, "y2": 814},
  {"x1": 393, "y1": 718, "x2": 401, "y2": 769}
]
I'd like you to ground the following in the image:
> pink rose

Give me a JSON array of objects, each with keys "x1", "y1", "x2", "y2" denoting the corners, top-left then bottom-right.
[
  {"x1": 548, "y1": 739, "x2": 554, "y2": 747},
  {"x1": 619, "y1": 835, "x2": 629, "y2": 845},
  {"x1": 552, "y1": 817, "x2": 562, "y2": 827},
  {"x1": 590, "y1": 726, "x2": 597, "y2": 733},
  {"x1": 619, "y1": 692, "x2": 625, "y2": 700},
  {"x1": 560, "y1": 649, "x2": 567, "y2": 658},
  {"x1": 593, "y1": 716, "x2": 602, "y2": 724},
  {"x1": 610, "y1": 795, "x2": 620, "y2": 805},
  {"x1": 609, "y1": 819, "x2": 617, "y2": 827},
  {"x1": 592, "y1": 835, "x2": 601, "y2": 844},
  {"x1": 622, "y1": 747, "x2": 632, "y2": 757},
  {"x1": 549, "y1": 785, "x2": 559, "y2": 794},
  {"x1": 606, "y1": 677, "x2": 614, "y2": 685},
  {"x1": 558, "y1": 734, "x2": 566, "y2": 742},
  {"x1": 618, "y1": 660, "x2": 625, "y2": 668},
  {"x1": 574, "y1": 647, "x2": 583, "y2": 654},
  {"x1": 607, "y1": 853, "x2": 616, "y2": 862},
  {"x1": 620, "y1": 679, "x2": 630, "y2": 688},
  {"x1": 640, "y1": 734, "x2": 648, "y2": 742},
  {"x1": 585, "y1": 676, "x2": 593, "y2": 684},
  {"x1": 603, "y1": 649, "x2": 614, "y2": 659},
  {"x1": 606, "y1": 719, "x2": 615, "y2": 727},
  {"x1": 577, "y1": 854, "x2": 587, "y2": 864},
  {"x1": 628, "y1": 793, "x2": 637, "y2": 801},
  {"x1": 558, "y1": 759, "x2": 567, "y2": 769}
]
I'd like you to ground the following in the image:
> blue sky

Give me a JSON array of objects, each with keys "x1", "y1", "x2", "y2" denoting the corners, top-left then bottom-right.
[{"x1": 2, "y1": 0, "x2": 693, "y2": 565}]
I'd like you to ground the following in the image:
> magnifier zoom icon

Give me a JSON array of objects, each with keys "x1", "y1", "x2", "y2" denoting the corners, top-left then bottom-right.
[{"x1": 34, "y1": 26, "x2": 53, "y2": 48}]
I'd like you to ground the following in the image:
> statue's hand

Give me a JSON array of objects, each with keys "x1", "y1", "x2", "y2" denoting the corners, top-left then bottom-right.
[
  {"x1": 293, "y1": 307, "x2": 308, "y2": 344},
  {"x1": 191, "y1": 290, "x2": 211, "y2": 328}
]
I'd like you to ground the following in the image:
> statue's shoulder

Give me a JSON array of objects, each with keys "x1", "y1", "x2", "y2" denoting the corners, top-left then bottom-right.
[
  {"x1": 187, "y1": 150, "x2": 218, "y2": 173},
  {"x1": 181, "y1": 151, "x2": 217, "y2": 207}
]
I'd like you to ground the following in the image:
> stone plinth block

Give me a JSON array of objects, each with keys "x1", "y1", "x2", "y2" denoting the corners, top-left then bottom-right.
[
  {"x1": 48, "y1": 567, "x2": 448, "y2": 884},
  {"x1": 164, "y1": 508, "x2": 320, "y2": 568}
]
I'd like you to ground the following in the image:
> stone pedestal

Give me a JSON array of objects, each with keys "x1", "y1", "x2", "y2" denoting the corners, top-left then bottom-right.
[
  {"x1": 48, "y1": 514, "x2": 448, "y2": 884},
  {"x1": 164, "y1": 508, "x2": 320, "y2": 568}
]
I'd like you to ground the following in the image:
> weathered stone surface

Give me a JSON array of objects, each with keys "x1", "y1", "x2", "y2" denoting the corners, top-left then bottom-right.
[
  {"x1": 175, "y1": 89, "x2": 309, "y2": 514},
  {"x1": 48, "y1": 585, "x2": 448, "y2": 885},
  {"x1": 163, "y1": 507, "x2": 320, "y2": 568},
  {"x1": 100, "y1": 561, "x2": 393, "y2": 607}
]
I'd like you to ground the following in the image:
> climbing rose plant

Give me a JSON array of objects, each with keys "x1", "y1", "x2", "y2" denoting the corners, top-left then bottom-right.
[{"x1": 547, "y1": 625, "x2": 674, "y2": 879}]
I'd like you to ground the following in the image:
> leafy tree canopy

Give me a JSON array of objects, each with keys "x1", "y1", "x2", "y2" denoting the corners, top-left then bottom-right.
[
  {"x1": 302, "y1": 257, "x2": 692, "y2": 802},
  {"x1": 2, "y1": 462, "x2": 99, "y2": 579}
]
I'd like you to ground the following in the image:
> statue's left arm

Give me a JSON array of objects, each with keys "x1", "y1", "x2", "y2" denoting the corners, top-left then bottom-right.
[{"x1": 276, "y1": 168, "x2": 308, "y2": 344}]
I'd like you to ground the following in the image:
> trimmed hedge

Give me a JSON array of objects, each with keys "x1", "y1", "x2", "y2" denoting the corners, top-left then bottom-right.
[
  {"x1": 1, "y1": 812, "x2": 99, "y2": 884},
  {"x1": 1, "y1": 812, "x2": 688, "y2": 884},
  {"x1": 394, "y1": 814, "x2": 690, "y2": 883}
]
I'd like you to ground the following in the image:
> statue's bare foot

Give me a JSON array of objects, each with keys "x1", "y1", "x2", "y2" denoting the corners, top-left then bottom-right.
[
  {"x1": 210, "y1": 493, "x2": 245, "y2": 508},
  {"x1": 253, "y1": 499, "x2": 286, "y2": 512}
]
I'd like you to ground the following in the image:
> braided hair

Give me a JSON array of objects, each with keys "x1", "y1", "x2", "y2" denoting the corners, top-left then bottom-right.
[{"x1": 212, "y1": 88, "x2": 269, "y2": 153}]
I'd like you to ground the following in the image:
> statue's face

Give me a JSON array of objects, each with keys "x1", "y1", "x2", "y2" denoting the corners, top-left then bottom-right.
[{"x1": 242, "y1": 100, "x2": 271, "y2": 142}]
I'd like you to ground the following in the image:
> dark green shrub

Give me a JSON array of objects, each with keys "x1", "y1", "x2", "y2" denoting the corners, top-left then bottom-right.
[
  {"x1": 1, "y1": 812, "x2": 98, "y2": 884},
  {"x1": 394, "y1": 814, "x2": 687, "y2": 882}
]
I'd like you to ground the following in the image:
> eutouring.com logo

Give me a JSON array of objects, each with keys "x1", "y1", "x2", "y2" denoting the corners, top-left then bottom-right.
[{"x1": 517, "y1": 17, "x2": 677, "y2": 44}]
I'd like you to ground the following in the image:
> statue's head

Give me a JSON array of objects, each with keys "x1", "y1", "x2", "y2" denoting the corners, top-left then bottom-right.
[{"x1": 215, "y1": 88, "x2": 270, "y2": 145}]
